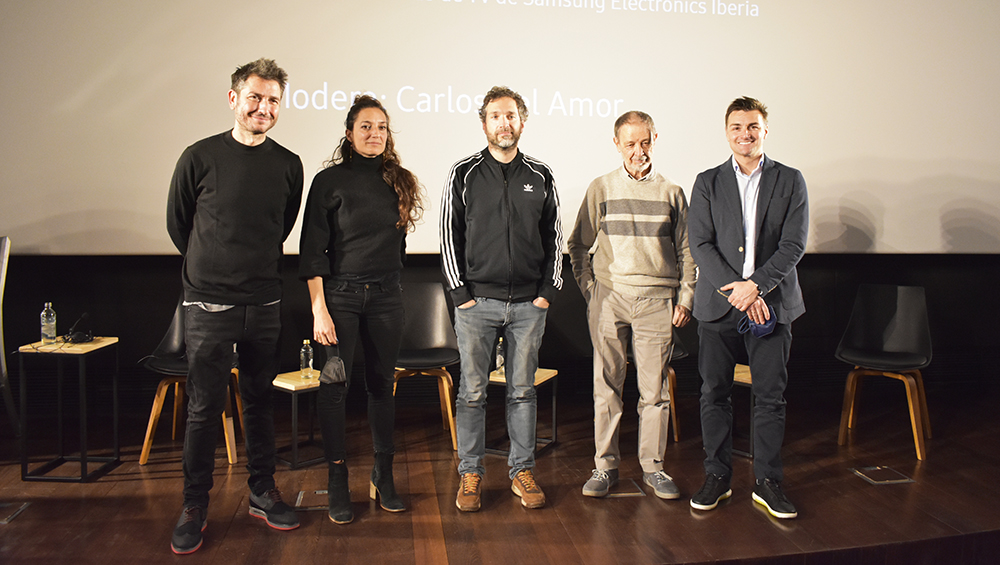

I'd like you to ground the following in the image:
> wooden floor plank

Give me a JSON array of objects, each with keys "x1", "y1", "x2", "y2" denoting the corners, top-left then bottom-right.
[{"x1": 1, "y1": 381, "x2": 998, "y2": 564}]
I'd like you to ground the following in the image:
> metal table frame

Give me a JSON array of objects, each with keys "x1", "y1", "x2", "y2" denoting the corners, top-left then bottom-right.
[
  {"x1": 273, "y1": 371, "x2": 323, "y2": 469},
  {"x1": 18, "y1": 337, "x2": 120, "y2": 482}
]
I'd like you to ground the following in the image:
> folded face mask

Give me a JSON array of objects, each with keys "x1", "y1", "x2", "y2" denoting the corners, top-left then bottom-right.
[
  {"x1": 319, "y1": 349, "x2": 347, "y2": 384},
  {"x1": 737, "y1": 305, "x2": 776, "y2": 338}
]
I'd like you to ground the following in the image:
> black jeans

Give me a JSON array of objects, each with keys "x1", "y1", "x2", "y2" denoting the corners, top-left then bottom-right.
[
  {"x1": 182, "y1": 303, "x2": 280, "y2": 507},
  {"x1": 697, "y1": 307, "x2": 792, "y2": 482},
  {"x1": 318, "y1": 278, "x2": 404, "y2": 462}
]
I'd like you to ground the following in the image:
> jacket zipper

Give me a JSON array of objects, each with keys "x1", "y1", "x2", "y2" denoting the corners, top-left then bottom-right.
[{"x1": 502, "y1": 167, "x2": 513, "y2": 302}]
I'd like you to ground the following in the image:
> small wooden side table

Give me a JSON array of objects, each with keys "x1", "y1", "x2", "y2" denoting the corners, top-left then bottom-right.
[
  {"x1": 273, "y1": 371, "x2": 323, "y2": 469},
  {"x1": 18, "y1": 337, "x2": 120, "y2": 482}
]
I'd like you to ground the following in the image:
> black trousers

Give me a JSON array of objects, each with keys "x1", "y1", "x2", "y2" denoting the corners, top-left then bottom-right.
[
  {"x1": 697, "y1": 307, "x2": 792, "y2": 482},
  {"x1": 318, "y1": 279, "x2": 404, "y2": 463},
  {"x1": 183, "y1": 303, "x2": 280, "y2": 507}
]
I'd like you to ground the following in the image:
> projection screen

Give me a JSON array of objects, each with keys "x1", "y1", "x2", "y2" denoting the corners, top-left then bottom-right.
[{"x1": 2, "y1": 0, "x2": 998, "y2": 254}]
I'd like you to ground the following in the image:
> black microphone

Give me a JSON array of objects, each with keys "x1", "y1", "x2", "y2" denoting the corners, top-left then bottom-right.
[{"x1": 65, "y1": 312, "x2": 93, "y2": 343}]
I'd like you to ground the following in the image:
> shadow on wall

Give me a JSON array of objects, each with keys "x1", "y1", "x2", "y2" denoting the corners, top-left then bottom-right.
[
  {"x1": 811, "y1": 191, "x2": 881, "y2": 253},
  {"x1": 808, "y1": 173, "x2": 1000, "y2": 254},
  {"x1": 4, "y1": 210, "x2": 169, "y2": 255},
  {"x1": 940, "y1": 201, "x2": 1000, "y2": 252}
]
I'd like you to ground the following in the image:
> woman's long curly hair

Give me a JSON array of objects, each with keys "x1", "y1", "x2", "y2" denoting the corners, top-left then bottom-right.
[{"x1": 324, "y1": 95, "x2": 424, "y2": 232}]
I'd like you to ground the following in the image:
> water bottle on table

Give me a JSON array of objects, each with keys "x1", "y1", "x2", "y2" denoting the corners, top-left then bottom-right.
[
  {"x1": 300, "y1": 339, "x2": 314, "y2": 379},
  {"x1": 40, "y1": 302, "x2": 57, "y2": 344}
]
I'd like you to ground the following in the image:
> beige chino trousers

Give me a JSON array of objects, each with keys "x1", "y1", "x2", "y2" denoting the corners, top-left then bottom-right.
[{"x1": 588, "y1": 281, "x2": 674, "y2": 473}]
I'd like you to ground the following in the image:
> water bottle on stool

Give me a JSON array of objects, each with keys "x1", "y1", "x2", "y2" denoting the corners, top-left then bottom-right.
[{"x1": 300, "y1": 339, "x2": 314, "y2": 379}]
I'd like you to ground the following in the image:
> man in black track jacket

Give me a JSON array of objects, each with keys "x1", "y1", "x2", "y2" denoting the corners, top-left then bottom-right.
[{"x1": 440, "y1": 86, "x2": 563, "y2": 513}]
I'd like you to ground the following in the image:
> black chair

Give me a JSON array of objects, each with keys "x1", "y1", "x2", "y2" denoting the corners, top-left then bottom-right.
[
  {"x1": 836, "y1": 284, "x2": 932, "y2": 460},
  {"x1": 139, "y1": 297, "x2": 243, "y2": 465},
  {"x1": 0, "y1": 236, "x2": 18, "y2": 436},
  {"x1": 393, "y1": 282, "x2": 461, "y2": 450}
]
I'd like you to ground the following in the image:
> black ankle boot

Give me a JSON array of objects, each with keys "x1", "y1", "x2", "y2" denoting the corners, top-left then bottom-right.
[
  {"x1": 370, "y1": 452, "x2": 405, "y2": 512},
  {"x1": 327, "y1": 462, "x2": 353, "y2": 524}
]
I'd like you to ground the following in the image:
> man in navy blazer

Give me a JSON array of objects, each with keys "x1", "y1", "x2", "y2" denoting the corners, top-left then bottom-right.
[{"x1": 687, "y1": 97, "x2": 808, "y2": 520}]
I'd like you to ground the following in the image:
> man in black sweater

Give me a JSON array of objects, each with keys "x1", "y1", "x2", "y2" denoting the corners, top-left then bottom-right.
[{"x1": 166, "y1": 58, "x2": 304, "y2": 555}]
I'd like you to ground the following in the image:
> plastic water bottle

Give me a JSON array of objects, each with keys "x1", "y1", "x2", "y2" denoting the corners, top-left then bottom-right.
[
  {"x1": 40, "y1": 302, "x2": 57, "y2": 344},
  {"x1": 300, "y1": 339, "x2": 314, "y2": 378},
  {"x1": 495, "y1": 337, "x2": 505, "y2": 375}
]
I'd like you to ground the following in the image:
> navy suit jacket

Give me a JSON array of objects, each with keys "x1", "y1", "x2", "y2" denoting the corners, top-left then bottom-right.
[{"x1": 688, "y1": 156, "x2": 808, "y2": 324}]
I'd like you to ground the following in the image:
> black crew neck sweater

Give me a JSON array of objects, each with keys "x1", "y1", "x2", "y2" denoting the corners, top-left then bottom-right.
[{"x1": 167, "y1": 131, "x2": 304, "y2": 305}]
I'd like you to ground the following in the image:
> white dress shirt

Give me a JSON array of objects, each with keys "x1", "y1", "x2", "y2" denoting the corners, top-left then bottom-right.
[{"x1": 733, "y1": 155, "x2": 764, "y2": 279}]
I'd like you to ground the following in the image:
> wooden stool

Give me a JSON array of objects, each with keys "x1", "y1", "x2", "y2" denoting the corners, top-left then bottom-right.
[
  {"x1": 139, "y1": 369, "x2": 243, "y2": 465},
  {"x1": 732, "y1": 364, "x2": 754, "y2": 459},
  {"x1": 393, "y1": 367, "x2": 458, "y2": 451}
]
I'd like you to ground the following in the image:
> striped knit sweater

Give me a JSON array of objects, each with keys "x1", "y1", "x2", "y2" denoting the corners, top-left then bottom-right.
[{"x1": 568, "y1": 165, "x2": 696, "y2": 304}]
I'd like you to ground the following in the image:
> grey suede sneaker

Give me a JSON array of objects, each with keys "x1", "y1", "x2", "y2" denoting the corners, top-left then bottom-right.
[
  {"x1": 582, "y1": 468, "x2": 619, "y2": 497},
  {"x1": 643, "y1": 470, "x2": 681, "y2": 500}
]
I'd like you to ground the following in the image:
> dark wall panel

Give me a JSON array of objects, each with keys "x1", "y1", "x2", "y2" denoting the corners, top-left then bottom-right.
[{"x1": 3, "y1": 253, "x2": 997, "y2": 416}]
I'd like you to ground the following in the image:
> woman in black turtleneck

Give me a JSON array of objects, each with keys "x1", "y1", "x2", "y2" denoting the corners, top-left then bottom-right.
[{"x1": 299, "y1": 95, "x2": 423, "y2": 525}]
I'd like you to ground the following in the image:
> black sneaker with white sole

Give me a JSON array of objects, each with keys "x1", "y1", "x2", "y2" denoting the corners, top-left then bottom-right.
[
  {"x1": 752, "y1": 478, "x2": 798, "y2": 519},
  {"x1": 690, "y1": 473, "x2": 732, "y2": 511}
]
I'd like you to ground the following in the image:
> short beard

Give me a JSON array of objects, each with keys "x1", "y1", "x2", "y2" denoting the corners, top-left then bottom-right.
[{"x1": 489, "y1": 129, "x2": 520, "y2": 150}]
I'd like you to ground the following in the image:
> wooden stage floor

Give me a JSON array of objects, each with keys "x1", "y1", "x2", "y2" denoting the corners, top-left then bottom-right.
[{"x1": 1, "y1": 374, "x2": 999, "y2": 564}]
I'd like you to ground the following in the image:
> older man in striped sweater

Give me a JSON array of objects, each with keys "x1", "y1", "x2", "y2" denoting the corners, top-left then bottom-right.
[{"x1": 568, "y1": 110, "x2": 696, "y2": 500}]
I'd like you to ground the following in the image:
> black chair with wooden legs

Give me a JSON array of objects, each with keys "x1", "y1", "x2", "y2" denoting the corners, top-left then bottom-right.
[
  {"x1": 139, "y1": 297, "x2": 243, "y2": 465},
  {"x1": 836, "y1": 284, "x2": 933, "y2": 460},
  {"x1": 393, "y1": 282, "x2": 460, "y2": 451}
]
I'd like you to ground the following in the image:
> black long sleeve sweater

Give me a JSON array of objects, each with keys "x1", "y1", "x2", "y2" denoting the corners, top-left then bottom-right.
[
  {"x1": 166, "y1": 131, "x2": 304, "y2": 305},
  {"x1": 298, "y1": 154, "x2": 405, "y2": 280}
]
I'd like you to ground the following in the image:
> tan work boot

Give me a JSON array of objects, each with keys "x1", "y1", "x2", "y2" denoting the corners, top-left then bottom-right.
[
  {"x1": 456, "y1": 473, "x2": 482, "y2": 512},
  {"x1": 511, "y1": 469, "x2": 546, "y2": 509}
]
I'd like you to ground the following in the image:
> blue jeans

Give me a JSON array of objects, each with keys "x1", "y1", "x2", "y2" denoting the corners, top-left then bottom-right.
[
  {"x1": 318, "y1": 278, "x2": 403, "y2": 462},
  {"x1": 182, "y1": 303, "x2": 280, "y2": 507},
  {"x1": 454, "y1": 298, "x2": 548, "y2": 479}
]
